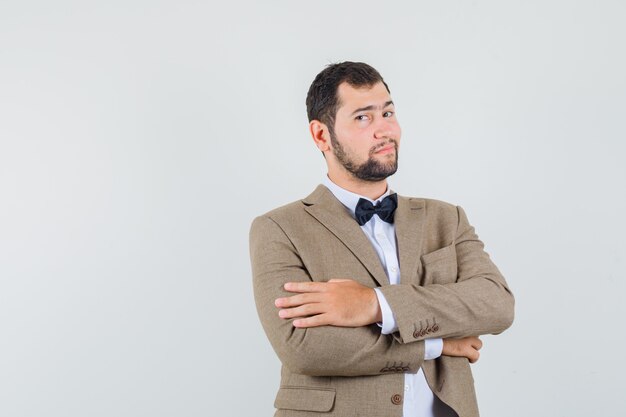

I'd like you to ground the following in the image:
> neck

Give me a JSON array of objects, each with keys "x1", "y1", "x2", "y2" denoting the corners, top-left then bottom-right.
[{"x1": 327, "y1": 170, "x2": 388, "y2": 200}]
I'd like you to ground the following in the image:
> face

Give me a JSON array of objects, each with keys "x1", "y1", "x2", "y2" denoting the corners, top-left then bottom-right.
[{"x1": 328, "y1": 81, "x2": 402, "y2": 182}]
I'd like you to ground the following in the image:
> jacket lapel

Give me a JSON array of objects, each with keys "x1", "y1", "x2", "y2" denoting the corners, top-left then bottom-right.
[
  {"x1": 394, "y1": 195, "x2": 426, "y2": 286},
  {"x1": 303, "y1": 185, "x2": 390, "y2": 286}
]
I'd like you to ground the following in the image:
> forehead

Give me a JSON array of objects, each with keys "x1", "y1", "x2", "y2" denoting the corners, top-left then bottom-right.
[{"x1": 336, "y1": 81, "x2": 392, "y2": 113}]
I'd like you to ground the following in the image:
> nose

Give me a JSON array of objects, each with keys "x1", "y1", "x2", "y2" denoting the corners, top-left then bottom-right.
[{"x1": 373, "y1": 117, "x2": 397, "y2": 140}]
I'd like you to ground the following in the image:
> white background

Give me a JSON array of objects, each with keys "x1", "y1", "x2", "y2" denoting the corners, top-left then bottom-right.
[{"x1": 1, "y1": 1, "x2": 625, "y2": 416}]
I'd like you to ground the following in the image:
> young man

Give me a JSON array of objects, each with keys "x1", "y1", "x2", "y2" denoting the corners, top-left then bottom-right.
[{"x1": 250, "y1": 62, "x2": 514, "y2": 417}]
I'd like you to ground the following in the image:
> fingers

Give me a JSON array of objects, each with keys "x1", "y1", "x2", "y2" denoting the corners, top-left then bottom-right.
[
  {"x1": 465, "y1": 337, "x2": 481, "y2": 363},
  {"x1": 470, "y1": 336, "x2": 483, "y2": 350},
  {"x1": 275, "y1": 290, "x2": 328, "y2": 322},
  {"x1": 463, "y1": 337, "x2": 481, "y2": 363},
  {"x1": 275, "y1": 279, "x2": 374, "y2": 328},
  {"x1": 468, "y1": 350, "x2": 480, "y2": 363},
  {"x1": 283, "y1": 279, "x2": 354, "y2": 293},
  {"x1": 442, "y1": 337, "x2": 483, "y2": 363},
  {"x1": 293, "y1": 313, "x2": 331, "y2": 328},
  {"x1": 283, "y1": 281, "x2": 329, "y2": 293},
  {"x1": 275, "y1": 293, "x2": 320, "y2": 308},
  {"x1": 469, "y1": 337, "x2": 482, "y2": 363},
  {"x1": 278, "y1": 303, "x2": 325, "y2": 319}
]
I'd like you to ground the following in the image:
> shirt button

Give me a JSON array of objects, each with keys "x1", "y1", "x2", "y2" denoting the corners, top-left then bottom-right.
[
  {"x1": 390, "y1": 266, "x2": 398, "y2": 272},
  {"x1": 404, "y1": 385, "x2": 410, "y2": 392}
]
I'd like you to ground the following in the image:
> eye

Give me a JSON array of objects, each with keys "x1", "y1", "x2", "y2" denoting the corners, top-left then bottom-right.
[
  {"x1": 355, "y1": 114, "x2": 370, "y2": 121},
  {"x1": 383, "y1": 111, "x2": 394, "y2": 117}
]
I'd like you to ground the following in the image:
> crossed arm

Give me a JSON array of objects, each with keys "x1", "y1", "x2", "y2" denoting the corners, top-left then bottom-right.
[
  {"x1": 250, "y1": 208, "x2": 513, "y2": 376},
  {"x1": 275, "y1": 278, "x2": 484, "y2": 363},
  {"x1": 251, "y1": 216, "x2": 423, "y2": 376}
]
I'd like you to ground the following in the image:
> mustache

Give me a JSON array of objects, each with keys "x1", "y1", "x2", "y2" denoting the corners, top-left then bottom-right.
[{"x1": 370, "y1": 139, "x2": 398, "y2": 155}]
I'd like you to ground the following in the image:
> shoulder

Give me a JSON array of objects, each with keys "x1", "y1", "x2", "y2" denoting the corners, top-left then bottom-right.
[
  {"x1": 254, "y1": 199, "x2": 306, "y2": 224},
  {"x1": 249, "y1": 193, "x2": 312, "y2": 240},
  {"x1": 399, "y1": 194, "x2": 464, "y2": 228},
  {"x1": 421, "y1": 197, "x2": 457, "y2": 211},
  {"x1": 248, "y1": 203, "x2": 304, "y2": 257},
  {"x1": 400, "y1": 194, "x2": 459, "y2": 214},
  {"x1": 251, "y1": 184, "x2": 328, "y2": 229}
]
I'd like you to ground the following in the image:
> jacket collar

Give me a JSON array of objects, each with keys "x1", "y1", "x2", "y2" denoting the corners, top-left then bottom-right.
[{"x1": 302, "y1": 184, "x2": 426, "y2": 287}]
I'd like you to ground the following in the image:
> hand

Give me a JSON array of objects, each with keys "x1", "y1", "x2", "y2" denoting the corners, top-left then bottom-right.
[
  {"x1": 442, "y1": 336, "x2": 483, "y2": 363},
  {"x1": 275, "y1": 279, "x2": 382, "y2": 328}
]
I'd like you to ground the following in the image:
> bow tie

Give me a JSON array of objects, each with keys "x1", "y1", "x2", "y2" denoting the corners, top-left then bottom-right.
[{"x1": 354, "y1": 193, "x2": 398, "y2": 226}]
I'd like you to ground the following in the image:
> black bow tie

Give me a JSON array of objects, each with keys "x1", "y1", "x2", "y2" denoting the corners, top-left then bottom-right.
[{"x1": 354, "y1": 193, "x2": 398, "y2": 226}]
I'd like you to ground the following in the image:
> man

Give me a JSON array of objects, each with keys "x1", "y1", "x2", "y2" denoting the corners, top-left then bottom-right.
[{"x1": 250, "y1": 62, "x2": 514, "y2": 417}]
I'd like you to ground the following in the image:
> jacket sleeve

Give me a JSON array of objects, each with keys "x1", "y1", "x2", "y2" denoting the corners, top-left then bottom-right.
[
  {"x1": 250, "y1": 214, "x2": 424, "y2": 377},
  {"x1": 379, "y1": 205, "x2": 515, "y2": 344}
]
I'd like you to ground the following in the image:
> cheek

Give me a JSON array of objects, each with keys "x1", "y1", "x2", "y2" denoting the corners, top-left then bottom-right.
[
  {"x1": 332, "y1": 132, "x2": 363, "y2": 156},
  {"x1": 392, "y1": 122, "x2": 402, "y2": 139},
  {"x1": 390, "y1": 127, "x2": 401, "y2": 149}
]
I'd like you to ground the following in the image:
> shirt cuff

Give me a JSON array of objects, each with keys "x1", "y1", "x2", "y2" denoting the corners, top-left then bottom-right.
[
  {"x1": 373, "y1": 288, "x2": 398, "y2": 334},
  {"x1": 424, "y1": 338, "x2": 443, "y2": 360}
]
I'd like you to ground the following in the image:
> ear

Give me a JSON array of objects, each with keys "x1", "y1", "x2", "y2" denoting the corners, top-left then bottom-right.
[{"x1": 309, "y1": 120, "x2": 331, "y2": 153}]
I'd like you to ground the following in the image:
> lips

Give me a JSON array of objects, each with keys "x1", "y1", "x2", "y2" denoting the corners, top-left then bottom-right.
[{"x1": 374, "y1": 144, "x2": 395, "y2": 154}]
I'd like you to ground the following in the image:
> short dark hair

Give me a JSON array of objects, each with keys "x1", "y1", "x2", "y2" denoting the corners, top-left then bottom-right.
[{"x1": 306, "y1": 62, "x2": 390, "y2": 132}]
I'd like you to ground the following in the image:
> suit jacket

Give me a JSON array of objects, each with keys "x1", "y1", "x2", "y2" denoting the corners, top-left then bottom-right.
[{"x1": 249, "y1": 185, "x2": 514, "y2": 417}]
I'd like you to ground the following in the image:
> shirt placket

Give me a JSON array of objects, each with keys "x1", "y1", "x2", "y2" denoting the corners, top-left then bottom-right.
[{"x1": 372, "y1": 217, "x2": 400, "y2": 285}]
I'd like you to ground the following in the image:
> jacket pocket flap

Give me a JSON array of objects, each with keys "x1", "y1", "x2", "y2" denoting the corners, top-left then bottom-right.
[
  {"x1": 274, "y1": 386, "x2": 336, "y2": 412},
  {"x1": 420, "y1": 243, "x2": 455, "y2": 265}
]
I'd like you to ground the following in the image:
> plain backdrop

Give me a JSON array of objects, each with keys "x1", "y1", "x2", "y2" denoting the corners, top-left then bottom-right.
[{"x1": 1, "y1": 1, "x2": 625, "y2": 416}]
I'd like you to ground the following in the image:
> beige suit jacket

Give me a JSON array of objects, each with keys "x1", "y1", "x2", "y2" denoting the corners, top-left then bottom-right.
[{"x1": 250, "y1": 185, "x2": 514, "y2": 417}]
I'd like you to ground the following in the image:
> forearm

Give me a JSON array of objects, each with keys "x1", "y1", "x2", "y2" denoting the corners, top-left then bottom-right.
[
  {"x1": 379, "y1": 205, "x2": 514, "y2": 343},
  {"x1": 256, "y1": 308, "x2": 424, "y2": 376},
  {"x1": 380, "y1": 278, "x2": 514, "y2": 343}
]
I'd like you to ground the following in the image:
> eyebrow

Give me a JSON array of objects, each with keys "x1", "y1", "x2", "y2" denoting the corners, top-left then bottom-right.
[{"x1": 350, "y1": 100, "x2": 394, "y2": 116}]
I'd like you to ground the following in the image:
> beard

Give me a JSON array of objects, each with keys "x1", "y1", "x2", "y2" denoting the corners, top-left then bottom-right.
[{"x1": 329, "y1": 129, "x2": 399, "y2": 182}]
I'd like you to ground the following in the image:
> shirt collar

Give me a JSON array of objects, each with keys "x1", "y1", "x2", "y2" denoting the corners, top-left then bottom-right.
[{"x1": 322, "y1": 174, "x2": 391, "y2": 217}]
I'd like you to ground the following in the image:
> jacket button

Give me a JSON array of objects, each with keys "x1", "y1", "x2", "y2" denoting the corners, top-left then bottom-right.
[
  {"x1": 391, "y1": 394, "x2": 403, "y2": 405},
  {"x1": 413, "y1": 330, "x2": 420, "y2": 339}
]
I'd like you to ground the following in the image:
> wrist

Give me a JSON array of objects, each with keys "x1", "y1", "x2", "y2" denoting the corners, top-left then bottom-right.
[{"x1": 370, "y1": 288, "x2": 382, "y2": 323}]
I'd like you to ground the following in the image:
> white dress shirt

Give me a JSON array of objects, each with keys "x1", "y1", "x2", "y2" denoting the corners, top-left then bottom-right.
[{"x1": 323, "y1": 176, "x2": 455, "y2": 417}]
